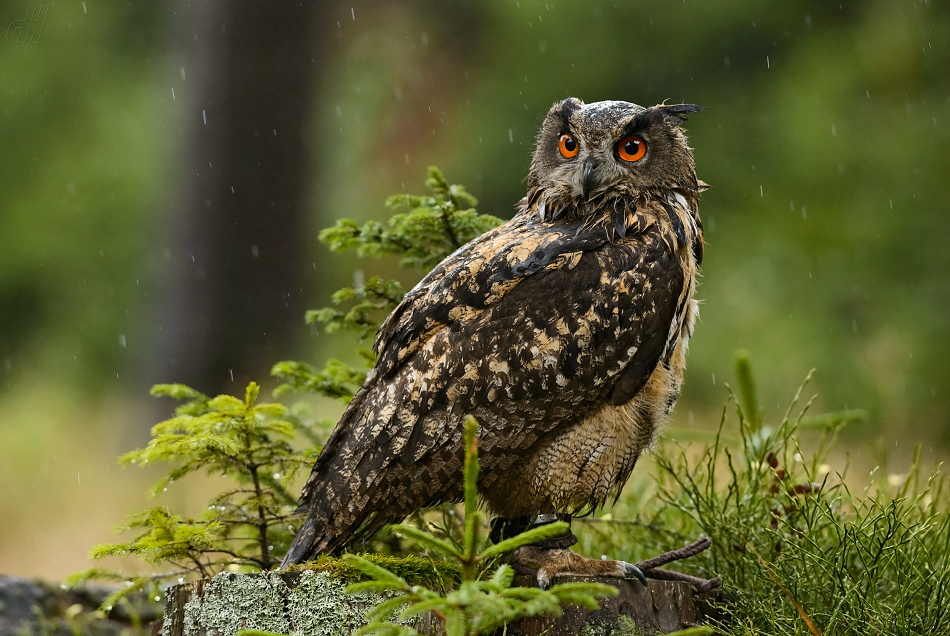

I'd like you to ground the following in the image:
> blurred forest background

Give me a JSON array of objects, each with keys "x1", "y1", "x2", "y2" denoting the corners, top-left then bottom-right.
[{"x1": 0, "y1": 0, "x2": 947, "y2": 578}]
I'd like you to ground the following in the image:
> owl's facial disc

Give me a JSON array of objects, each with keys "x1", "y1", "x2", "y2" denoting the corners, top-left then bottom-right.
[
  {"x1": 529, "y1": 97, "x2": 702, "y2": 211},
  {"x1": 551, "y1": 100, "x2": 650, "y2": 200},
  {"x1": 569, "y1": 139, "x2": 636, "y2": 200}
]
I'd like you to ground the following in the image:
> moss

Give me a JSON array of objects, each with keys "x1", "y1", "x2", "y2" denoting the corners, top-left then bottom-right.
[
  {"x1": 579, "y1": 615, "x2": 647, "y2": 636},
  {"x1": 286, "y1": 553, "x2": 462, "y2": 591}
]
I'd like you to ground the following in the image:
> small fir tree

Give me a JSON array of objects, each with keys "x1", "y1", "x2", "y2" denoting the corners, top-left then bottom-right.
[
  {"x1": 68, "y1": 382, "x2": 320, "y2": 609},
  {"x1": 272, "y1": 167, "x2": 502, "y2": 402}
]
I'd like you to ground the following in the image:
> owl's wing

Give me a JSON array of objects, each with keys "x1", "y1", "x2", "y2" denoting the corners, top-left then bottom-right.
[
  {"x1": 301, "y1": 214, "x2": 611, "y2": 490},
  {"x1": 373, "y1": 215, "x2": 613, "y2": 378},
  {"x1": 286, "y1": 211, "x2": 683, "y2": 561}
]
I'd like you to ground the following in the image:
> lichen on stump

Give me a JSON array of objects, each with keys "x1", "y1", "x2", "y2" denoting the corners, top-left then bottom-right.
[
  {"x1": 161, "y1": 570, "x2": 410, "y2": 636},
  {"x1": 161, "y1": 571, "x2": 711, "y2": 636}
]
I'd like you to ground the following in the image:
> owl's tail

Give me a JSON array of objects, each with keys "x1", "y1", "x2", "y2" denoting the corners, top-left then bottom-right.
[
  {"x1": 279, "y1": 511, "x2": 339, "y2": 568},
  {"x1": 279, "y1": 491, "x2": 394, "y2": 568}
]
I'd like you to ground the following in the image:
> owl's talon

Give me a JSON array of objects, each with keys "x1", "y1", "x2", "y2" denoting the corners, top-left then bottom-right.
[
  {"x1": 513, "y1": 545, "x2": 646, "y2": 588},
  {"x1": 537, "y1": 571, "x2": 551, "y2": 590},
  {"x1": 622, "y1": 561, "x2": 648, "y2": 586}
]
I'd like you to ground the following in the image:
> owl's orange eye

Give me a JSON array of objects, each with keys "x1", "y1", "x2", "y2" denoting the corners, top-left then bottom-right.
[
  {"x1": 558, "y1": 133, "x2": 579, "y2": 158},
  {"x1": 617, "y1": 136, "x2": 647, "y2": 162}
]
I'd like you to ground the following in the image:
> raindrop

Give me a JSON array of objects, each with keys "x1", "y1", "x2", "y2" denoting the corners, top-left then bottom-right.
[
  {"x1": 831, "y1": 124, "x2": 836, "y2": 137},
  {"x1": 723, "y1": 56, "x2": 730, "y2": 68},
  {"x1": 202, "y1": 110, "x2": 207, "y2": 124},
  {"x1": 421, "y1": 32, "x2": 428, "y2": 46},
  {"x1": 766, "y1": 55, "x2": 770, "y2": 69},
  {"x1": 888, "y1": 199, "x2": 893, "y2": 209},
  {"x1": 229, "y1": 369, "x2": 234, "y2": 381},
  {"x1": 351, "y1": 7, "x2": 355, "y2": 20},
  {"x1": 508, "y1": 129, "x2": 514, "y2": 143},
  {"x1": 801, "y1": 207, "x2": 807, "y2": 219},
  {"x1": 180, "y1": 67, "x2": 186, "y2": 81},
  {"x1": 759, "y1": 185, "x2": 763, "y2": 197},
  {"x1": 118, "y1": 334, "x2": 127, "y2": 348},
  {"x1": 251, "y1": 244, "x2": 260, "y2": 258},
  {"x1": 171, "y1": 88, "x2": 176, "y2": 100},
  {"x1": 77, "y1": 473, "x2": 81, "y2": 485},
  {"x1": 852, "y1": 318, "x2": 858, "y2": 333},
  {"x1": 82, "y1": 2, "x2": 87, "y2": 13},
  {"x1": 711, "y1": 373, "x2": 716, "y2": 385}
]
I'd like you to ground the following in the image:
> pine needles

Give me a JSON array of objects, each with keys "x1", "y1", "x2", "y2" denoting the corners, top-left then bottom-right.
[{"x1": 67, "y1": 382, "x2": 321, "y2": 610}]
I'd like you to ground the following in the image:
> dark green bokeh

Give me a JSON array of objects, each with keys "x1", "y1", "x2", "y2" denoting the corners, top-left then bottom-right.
[{"x1": 1, "y1": 0, "x2": 947, "y2": 443}]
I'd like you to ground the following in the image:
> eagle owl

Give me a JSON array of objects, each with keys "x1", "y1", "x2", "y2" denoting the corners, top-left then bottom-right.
[{"x1": 282, "y1": 98, "x2": 705, "y2": 580}]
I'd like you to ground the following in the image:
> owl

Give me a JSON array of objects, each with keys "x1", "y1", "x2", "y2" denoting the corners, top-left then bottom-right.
[{"x1": 282, "y1": 98, "x2": 705, "y2": 585}]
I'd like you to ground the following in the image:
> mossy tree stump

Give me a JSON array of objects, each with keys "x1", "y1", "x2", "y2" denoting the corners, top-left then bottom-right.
[{"x1": 160, "y1": 571, "x2": 712, "y2": 636}]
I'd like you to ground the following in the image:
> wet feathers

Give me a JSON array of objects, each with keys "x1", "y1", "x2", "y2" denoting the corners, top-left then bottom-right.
[{"x1": 282, "y1": 98, "x2": 705, "y2": 565}]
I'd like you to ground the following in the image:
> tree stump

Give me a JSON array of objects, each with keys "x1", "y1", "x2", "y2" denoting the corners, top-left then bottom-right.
[{"x1": 159, "y1": 571, "x2": 712, "y2": 636}]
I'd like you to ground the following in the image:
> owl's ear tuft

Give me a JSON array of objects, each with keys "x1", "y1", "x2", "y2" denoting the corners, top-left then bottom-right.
[
  {"x1": 657, "y1": 103, "x2": 705, "y2": 122},
  {"x1": 556, "y1": 97, "x2": 584, "y2": 125}
]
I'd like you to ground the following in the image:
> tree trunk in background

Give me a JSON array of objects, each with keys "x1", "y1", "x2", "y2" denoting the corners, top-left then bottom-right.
[{"x1": 153, "y1": 1, "x2": 323, "y2": 396}]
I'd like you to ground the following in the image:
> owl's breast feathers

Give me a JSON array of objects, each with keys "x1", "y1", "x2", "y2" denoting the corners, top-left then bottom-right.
[{"x1": 284, "y1": 193, "x2": 701, "y2": 562}]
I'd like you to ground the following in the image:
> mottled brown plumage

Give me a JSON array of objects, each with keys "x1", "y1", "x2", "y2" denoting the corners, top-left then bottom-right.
[{"x1": 281, "y1": 98, "x2": 705, "y2": 568}]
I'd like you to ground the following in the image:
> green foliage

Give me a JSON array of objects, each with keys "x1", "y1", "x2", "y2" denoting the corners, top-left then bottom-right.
[
  {"x1": 320, "y1": 167, "x2": 498, "y2": 270},
  {"x1": 343, "y1": 416, "x2": 618, "y2": 636},
  {"x1": 68, "y1": 382, "x2": 321, "y2": 609},
  {"x1": 272, "y1": 167, "x2": 503, "y2": 403}
]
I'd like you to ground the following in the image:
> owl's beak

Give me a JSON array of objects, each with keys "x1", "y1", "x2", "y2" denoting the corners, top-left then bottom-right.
[{"x1": 582, "y1": 158, "x2": 597, "y2": 198}]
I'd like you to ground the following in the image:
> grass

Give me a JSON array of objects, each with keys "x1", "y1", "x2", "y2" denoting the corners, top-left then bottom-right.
[{"x1": 571, "y1": 367, "x2": 950, "y2": 635}]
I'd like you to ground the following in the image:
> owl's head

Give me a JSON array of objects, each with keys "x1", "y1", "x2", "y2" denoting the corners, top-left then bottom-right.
[{"x1": 526, "y1": 98, "x2": 703, "y2": 215}]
